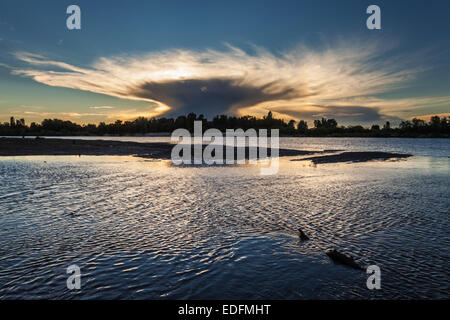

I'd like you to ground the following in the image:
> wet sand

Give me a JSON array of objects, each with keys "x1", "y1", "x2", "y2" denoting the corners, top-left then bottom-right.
[
  {"x1": 0, "y1": 138, "x2": 413, "y2": 163},
  {"x1": 0, "y1": 137, "x2": 312, "y2": 159},
  {"x1": 294, "y1": 151, "x2": 413, "y2": 164}
]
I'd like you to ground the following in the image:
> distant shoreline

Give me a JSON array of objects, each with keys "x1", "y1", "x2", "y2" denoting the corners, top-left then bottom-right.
[
  {"x1": 2, "y1": 113, "x2": 449, "y2": 138},
  {"x1": 1, "y1": 134, "x2": 449, "y2": 139}
]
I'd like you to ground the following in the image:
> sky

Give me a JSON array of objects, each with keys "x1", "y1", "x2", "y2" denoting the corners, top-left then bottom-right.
[{"x1": 0, "y1": 0, "x2": 449, "y2": 126}]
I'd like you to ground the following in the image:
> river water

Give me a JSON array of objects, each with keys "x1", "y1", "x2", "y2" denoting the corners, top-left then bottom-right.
[{"x1": 0, "y1": 137, "x2": 448, "y2": 299}]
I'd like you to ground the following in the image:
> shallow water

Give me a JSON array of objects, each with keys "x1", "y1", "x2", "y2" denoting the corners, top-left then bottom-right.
[{"x1": 0, "y1": 137, "x2": 449, "y2": 299}]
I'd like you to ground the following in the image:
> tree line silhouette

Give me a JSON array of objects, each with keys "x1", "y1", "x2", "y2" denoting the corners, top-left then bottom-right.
[{"x1": 1, "y1": 112, "x2": 449, "y2": 137}]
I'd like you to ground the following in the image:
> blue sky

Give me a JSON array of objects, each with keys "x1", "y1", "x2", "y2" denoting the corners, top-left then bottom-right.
[{"x1": 0, "y1": 0, "x2": 449, "y2": 125}]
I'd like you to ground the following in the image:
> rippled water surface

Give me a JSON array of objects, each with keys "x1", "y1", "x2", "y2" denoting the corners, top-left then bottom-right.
[{"x1": 0, "y1": 138, "x2": 449, "y2": 299}]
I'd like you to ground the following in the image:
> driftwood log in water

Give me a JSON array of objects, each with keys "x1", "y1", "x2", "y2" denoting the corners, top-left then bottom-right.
[{"x1": 326, "y1": 249, "x2": 364, "y2": 270}]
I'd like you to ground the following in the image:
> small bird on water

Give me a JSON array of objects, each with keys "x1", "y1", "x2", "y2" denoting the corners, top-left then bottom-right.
[{"x1": 298, "y1": 228, "x2": 309, "y2": 241}]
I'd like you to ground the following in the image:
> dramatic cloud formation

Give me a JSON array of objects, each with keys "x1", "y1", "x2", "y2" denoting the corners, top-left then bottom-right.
[
  {"x1": 130, "y1": 78, "x2": 297, "y2": 117},
  {"x1": 274, "y1": 105, "x2": 402, "y2": 124},
  {"x1": 10, "y1": 41, "x2": 450, "y2": 124}
]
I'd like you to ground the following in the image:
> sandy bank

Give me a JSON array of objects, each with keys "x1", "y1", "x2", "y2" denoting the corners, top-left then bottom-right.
[
  {"x1": 293, "y1": 151, "x2": 412, "y2": 164},
  {"x1": 0, "y1": 137, "x2": 312, "y2": 160}
]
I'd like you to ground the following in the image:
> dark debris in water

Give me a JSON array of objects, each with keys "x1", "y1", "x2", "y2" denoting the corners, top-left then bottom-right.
[{"x1": 326, "y1": 249, "x2": 365, "y2": 271}]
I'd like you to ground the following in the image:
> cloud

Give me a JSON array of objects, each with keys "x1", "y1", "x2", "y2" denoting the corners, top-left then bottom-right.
[
  {"x1": 89, "y1": 106, "x2": 115, "y2": 109},
  {"x1": 274, "y1": 105, "x2": 403, "y2": 125},
  {"x1": 130, "y1": 78, "x2": 298, "y2": 117},
  {"x1": 408, "y1": 112, "x2": 450, "y2": 121},
  {"x1": 22, "y1": 111, "x2": 105, "y2": 118},
  {"x1": 9, "y1": 41, "x2": 450, "y2": 123},
  {"x1": 1, "y1": 108, "x2": 165, "y2": 124}
]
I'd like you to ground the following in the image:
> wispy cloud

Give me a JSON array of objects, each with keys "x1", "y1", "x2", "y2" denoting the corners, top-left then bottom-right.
[
  {"x1": 89, "y1": 106, "x2": 115, "y2": 110},
  {"x1": 22, "y1": 111, "x2": 106, "y2": 118},
  {"x1": 1, "y1": 108, "x2": 166, "y2": 124},
  {"x1": 10, "y1": 41, "x2": 450, "y2": 123},
  {"x1": 407, "y1": 112, "x2": 450, "y2": 121}
]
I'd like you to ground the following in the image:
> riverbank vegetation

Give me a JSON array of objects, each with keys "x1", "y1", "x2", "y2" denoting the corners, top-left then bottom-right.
[{"x1": 1, "y1": 112, "x2": 449, "y2": 137}]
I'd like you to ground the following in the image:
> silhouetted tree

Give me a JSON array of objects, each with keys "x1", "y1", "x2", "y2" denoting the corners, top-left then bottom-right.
[{"x1": 297, "y1": 120, "x2": 308, "y2": 134}]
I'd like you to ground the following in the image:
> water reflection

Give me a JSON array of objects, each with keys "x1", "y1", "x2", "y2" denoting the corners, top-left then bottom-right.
[{"x1": 0, "y1": 139, "x2": 449, "y2": 299}]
